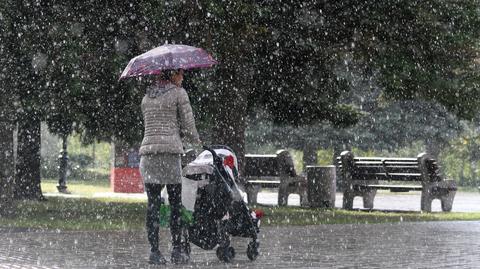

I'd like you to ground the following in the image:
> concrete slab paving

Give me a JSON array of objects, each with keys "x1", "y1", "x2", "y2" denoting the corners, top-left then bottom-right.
[
  {"x1": 5, "y1": 190, "x2": 480, "y2": 268},
  {"x1": 259, "y1": 191, "x2": 480, "y2": 212},
  {"x1": 1, "y1": 221, "x2": 480, "y2": 268}
]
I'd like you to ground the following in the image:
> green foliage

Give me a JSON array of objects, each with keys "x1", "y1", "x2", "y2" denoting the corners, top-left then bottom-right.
[
  {"x1": 253, "y1": 1, "x2": 361, "y2": 126},
  {"x1": 317, "y1": 149, "x2": 334, "y2": 165},
  {"x1": 440, "y1": 120, "x2": 480, "y2": 187},
  {"x1": 351, "y1": 1, "x2": 480, "y2": 119},
  {"x1": 352, "y1": 100, "x2": 462, "y2": 152},
  {"x1": 41, "y1": 131, "x2": 112, "y2": 180},
  {"x1": 247, "y1": 99, "x2": 462, "y2": 156}
]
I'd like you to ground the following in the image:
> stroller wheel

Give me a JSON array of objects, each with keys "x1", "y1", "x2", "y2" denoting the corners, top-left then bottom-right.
[
  {"x1": 247, "y1": 241, "x2": 259, "y2": 261},
  {"x1": 216, "y1": 246, "x2": 235, "y2": 263}
]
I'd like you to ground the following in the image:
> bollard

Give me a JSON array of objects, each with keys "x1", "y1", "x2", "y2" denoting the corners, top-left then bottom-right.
[{"x1": 306, "y1": 165, "x2": 336, "y2": 208}]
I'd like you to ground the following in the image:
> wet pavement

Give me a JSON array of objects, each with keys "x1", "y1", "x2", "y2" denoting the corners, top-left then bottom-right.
[
  {"x1": 262, "y1": 191, "x2": 480, "y2": 212},
  {"x1": 1, "y1": 221, "x2": 480, "y2": 268},
  {"x1": 12, "y1": 190, "x2": 477, "y2": 268}
]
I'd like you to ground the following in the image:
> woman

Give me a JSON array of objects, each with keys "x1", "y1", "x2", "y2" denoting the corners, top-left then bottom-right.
[{"x1": 139, "y1": 69, "x2": 201, "y2": 265}]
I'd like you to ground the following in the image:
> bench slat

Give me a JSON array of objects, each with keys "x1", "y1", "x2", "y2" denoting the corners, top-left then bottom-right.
[
  {"x1": 354, "y1": 162, "x2": 419, "y2": 166},
  {"x1": 354, "y1": 167, "x2": 422, "y2": 174},
  {"x1": 354, "y1": 174, "x2": 423, "y2": 182},
  {"x1": 244, "y1": 156, "x2": 280, "y2": 177},
  {"x1": 245, "y1": 176, "x2": 281, "y2": 181},
  {"x1": 338, "y1": 162, "x2": 420, "y2": 166},
  {"x1": 354, "y1": 184, "x2": 423, "y2": 192},
  {"x1": 336, "y1": 157, "x2": 418, "y2": 161},
  {"x1": 357, "y1": 172, "x2": 421, "y2": 176},
  {"x1": 247, "y1": 180, "x2": 281, "y2": 184}
]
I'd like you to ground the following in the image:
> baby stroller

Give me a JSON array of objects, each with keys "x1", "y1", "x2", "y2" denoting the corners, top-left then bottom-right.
[{"x1": 180, "y1": 145, "x2": 261, "y2": 262}]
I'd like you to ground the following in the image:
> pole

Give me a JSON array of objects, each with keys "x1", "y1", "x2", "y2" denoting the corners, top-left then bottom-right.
[{"x1": 57, "y1": 134, "x2": 70, "y2": 194}]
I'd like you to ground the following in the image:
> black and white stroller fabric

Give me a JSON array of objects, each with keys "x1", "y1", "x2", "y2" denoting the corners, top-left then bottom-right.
[
  {"x1": 180, "y1": 145, "x2": 261, "y2": 262},
  {"x1": 182, "y1": 147, "x2": 242, "y2": 210}
]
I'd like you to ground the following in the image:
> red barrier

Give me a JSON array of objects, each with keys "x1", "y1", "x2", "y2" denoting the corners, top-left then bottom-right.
[
  {"x1": 111, "y1": 142, "x2": 144, "y2": 193},
  {"x1": 110, "y1": 167, "x2": 144, "y2": 193}
]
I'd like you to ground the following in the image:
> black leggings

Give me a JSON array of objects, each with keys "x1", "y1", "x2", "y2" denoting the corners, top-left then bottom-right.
[{"x1": 145, "y1": 183, "x2": 182, "y2": 252}]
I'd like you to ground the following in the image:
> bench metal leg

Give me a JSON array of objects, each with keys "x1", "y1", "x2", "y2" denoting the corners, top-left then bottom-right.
[
  {"x1": 363, "y1": 189, "x2": 376, "y2": 209},
  {"x1": 246, "y1": 185, "x2": 260, "y2": 205},
  {"x1": 342, "y1": 190, "x2": 354, "y2": 210},
  {"x1": 422, "y1": 180, "x2": 457, "y2": 212},
  {"x1": 299, "y1": 190, "x2": 309, "y2": 207},
  {"x1": 440, "y1": 180, "x2": 457, "y2": 212},
  {"x1": 278, "y1": 184, "x2": 289, "y2": 206},
  {"x1": 421, "y1": 188, "x2": 433, "y2": 212}
]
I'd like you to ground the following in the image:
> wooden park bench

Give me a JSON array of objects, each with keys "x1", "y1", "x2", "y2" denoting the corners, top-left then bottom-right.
[
  {"x1": 336, "y1": 151, "x2": 457, "y2": 212},
  {"x1": 242, "y1": 150, "x2": 308, "y2": 206}
]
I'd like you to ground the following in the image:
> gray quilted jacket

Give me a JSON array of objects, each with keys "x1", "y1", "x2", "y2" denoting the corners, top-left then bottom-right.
[{"x1": 140, "y1": 82, "x2": 200, "y2": 155}]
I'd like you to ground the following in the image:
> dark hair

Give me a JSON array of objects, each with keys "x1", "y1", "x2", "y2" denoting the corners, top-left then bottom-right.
[
  {"x1": 159, "y1": 70, "x2": 174, "y2": 81},
  {"x1": 159, "y1": 69, "x2": 182, "y2": 81}
]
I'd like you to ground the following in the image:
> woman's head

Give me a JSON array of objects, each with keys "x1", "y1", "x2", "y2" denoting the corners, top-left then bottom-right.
[{"x1": 158, "y1": 69, "x2": 184, "y2": 87}]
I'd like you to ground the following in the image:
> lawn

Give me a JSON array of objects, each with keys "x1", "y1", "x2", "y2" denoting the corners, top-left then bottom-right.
[
  {"x1": 0, "y1": 179, "x2": 479, "y2": 231},
  {"x1": 41, "y1": 179, "x2": 111, "y2": 196}
]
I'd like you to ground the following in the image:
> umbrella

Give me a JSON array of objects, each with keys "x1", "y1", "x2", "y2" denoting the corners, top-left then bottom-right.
[{"x1": 119, "y1": 44, "x2": 217, "y2": 80}]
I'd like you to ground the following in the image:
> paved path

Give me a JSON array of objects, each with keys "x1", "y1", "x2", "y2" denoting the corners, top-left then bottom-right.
[
  {"x1": 1, "y1": 221, "x2": 480, "y2": 268},
  {"x1": 283, "y1": 191, "x2": 480, "y2": 212}
]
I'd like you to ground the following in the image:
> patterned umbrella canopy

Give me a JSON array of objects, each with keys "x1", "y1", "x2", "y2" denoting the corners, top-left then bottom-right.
[{"x1": 119, "y1": 44, "x2": 217, "y2": 80}]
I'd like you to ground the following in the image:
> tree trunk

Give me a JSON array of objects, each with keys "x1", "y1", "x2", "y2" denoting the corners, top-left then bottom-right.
[
  {"x1": 57, "y1": 134, "x2": 69, "y2": 193},
  {"x1": 425, "y1": 138, "x2": 442, "y2": 160},
  {"x1": 0, "y1": 121, "x2": 15, "y2": 215},
  {"x1": 211, "y1": 106, "x2": 246, "y2": 175},
  {"x1": 470, "y1": 158, "x2": 477, "y2": 187},
  {"x1": 459, "y1": 158, "x2": 465, "y2": 187},
  {"x1": 332, "y1": 144, "x2": 343, "y2": 166},
  {"x1": 210, "y1": 80, "x2": 247, "y2": 176},
  {"x1": 14, "y1": 113, "x2": 44, "y2": 200},
  {"x1": 425, "y1": 137, "x2": 448, "y2": 181}
]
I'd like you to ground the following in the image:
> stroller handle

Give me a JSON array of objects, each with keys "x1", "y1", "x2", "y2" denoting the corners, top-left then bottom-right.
[{"x1": 202, "y1": 145, "x2": 223, "y2": 168}]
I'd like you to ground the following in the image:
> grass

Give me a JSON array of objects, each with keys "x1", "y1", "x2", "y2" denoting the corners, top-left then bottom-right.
[
  {"x1": 0, "y1": 197, "x2": 146, "y2": 230},
  {"x1": 41, "y1": 179, "x2": 111, "y2": 197},
  {"x1": 2, "y1": 197, "x2": 480, "y2": 231},
  {"x1": 0, "y1": 179, "x2": 479, "y2": 231}
]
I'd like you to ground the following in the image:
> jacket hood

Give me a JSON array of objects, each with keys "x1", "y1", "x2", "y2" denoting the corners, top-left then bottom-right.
[{"x1": 147, "y1": 82, "x2": 176, "y2": 98}]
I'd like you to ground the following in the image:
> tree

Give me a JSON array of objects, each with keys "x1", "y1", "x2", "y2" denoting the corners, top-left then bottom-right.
[
  {"x1": 4, "y1": 1, "x2": 478, "y2": 194},
  {"x1": 171, "y1": 1, "x2": 363, "y2": 171},
  {"x1": 348, "y1": 1, "x2": 480, "y2": 118},
  {"x1": 246, "y1": 0, "x2": 479, "y2": 171},
  {"x1": 0, "y1": 7, "x2": 15, "y2": 211},
  {"x1": 70, "y1": 1, "x2": 480, "y2": 173},
  {"x1": 0, "y1": 0, "x2": 51, "y2": 200},
  {"x1": 445, "y1": 118, "x2": 480, "y2": 187}
]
